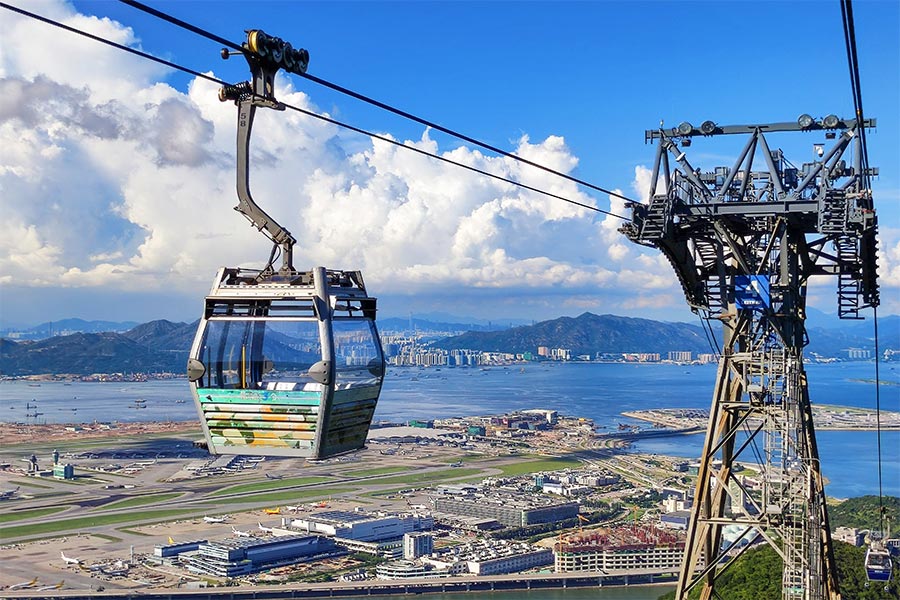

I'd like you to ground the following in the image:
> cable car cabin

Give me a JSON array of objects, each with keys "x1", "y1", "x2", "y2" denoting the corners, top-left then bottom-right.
[
  {"x1": 865, "y1": 546, "x2": 893, "y2": 583},
  {"x1": 187, "y1": 266, "x2": 385, "y2": 460}
]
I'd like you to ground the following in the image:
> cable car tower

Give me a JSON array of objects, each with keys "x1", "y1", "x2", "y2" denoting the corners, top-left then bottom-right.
[{"x1": 622, "y1": 115, "x2": 879, "y2": 600}]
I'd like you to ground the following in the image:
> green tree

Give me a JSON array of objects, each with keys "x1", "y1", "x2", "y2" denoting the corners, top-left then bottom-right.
[
  {"x1": 658, "y1": 541, "x2": 897, "y2": 600},
  {"x1": 830, "y1": 496, "x2": 899, "y2": 532}
]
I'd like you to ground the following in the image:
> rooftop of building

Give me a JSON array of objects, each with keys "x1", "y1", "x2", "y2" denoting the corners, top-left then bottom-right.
[
  {"x1": 435, "y1": 539, "x2": 548, "y2": 562},
  {"x1": 303, "y1": 510, "x2": 399, "y2": 526},
  {"x1": 559, "y1": 525, "x2": 684, "y2": 553},
  {"x1": 200, "y1": 534, "x2": 320, "y2": 551},
  {"x1": 155, "y1": 539, "x2": 208, "y2": 549},
  {"x1": 434, "y1": 487, "x2": 579, "y2": 510}
]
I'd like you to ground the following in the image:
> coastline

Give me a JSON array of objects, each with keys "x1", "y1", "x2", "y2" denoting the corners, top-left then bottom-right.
[
  {"x1": 0, "y1": 572, "x2": 676, "y2": 600},
  {"x1": 621, "y1": 405, "x2": 900, "y2": 432},
  {"x1": 0, "y1": 420, "x2": 200, "y2": 447}
]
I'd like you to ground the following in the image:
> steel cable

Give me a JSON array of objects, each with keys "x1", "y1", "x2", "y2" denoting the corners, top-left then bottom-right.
[{"x1": 0, "y1": 2, "x2": 628, "y2": 220}]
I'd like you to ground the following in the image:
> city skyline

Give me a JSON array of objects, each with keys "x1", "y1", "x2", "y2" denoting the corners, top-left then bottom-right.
[{"x1": 1, "y1": 1, "x2": 898, "y2": 328}]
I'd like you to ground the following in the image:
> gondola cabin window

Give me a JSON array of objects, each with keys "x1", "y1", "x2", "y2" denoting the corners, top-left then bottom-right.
[{"x1": 198, "y1": 319, "x2": 323, "y2": 391}]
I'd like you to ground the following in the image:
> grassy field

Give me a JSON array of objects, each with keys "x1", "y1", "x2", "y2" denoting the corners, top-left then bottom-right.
[
  {"x1": 343, "y1": 466, "x2": 410, "y2": 478},
  {"x1": 210, "y1": 476, "x2": 333, "y2": 497},
  {"x1": 95, "y1": 492, "x2": 183, "y2": 510},
  {"x1": 363, "y1": 468, "x2": 482, "y2": 486},
  {"x1": 10, "y1": 479, "x2": 53, "y2": 489},
  {"x1": 0, "y1": 506, "x2": 68, "y2": 524},
  {"x1": 116, "y1": 527, "x2": 152, "y2": 536},
  {"x1": 213, "y1": 486, "x2": 355, "y2": 505},
  {"x1": 495, "y1": 457, "x2": 582, "y2": 476},
  {"x1": 0, "y1": 508, "x2": 198, "y2": 539}
]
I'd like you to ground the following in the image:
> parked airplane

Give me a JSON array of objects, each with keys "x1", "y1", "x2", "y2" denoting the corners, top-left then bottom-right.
[
  {"x1": 203, "y1": 515, "x2": 228, "y2": 523},
  {"x1": 0, "y1": 486, "x2": 20, "y2": 500},
  {"x1": 257, "y1": 522, "x2": 274, "y2": 533},
  {"x1": 284, "y1": 505, "x2": 302, "y2": 512},
  {"x1": 232, "y1": 526, "x2": 251, "y2": 538},
  {"x1": 263, "y1": 507, "x2": 281, "y2": 515},
  {"x1": 8, "y1": 578, "x2": 37, "y2": 590},
  {"x1": 167, "y1": 536, "x2": 176, "y2": 544},
  {"x1": 264, "y1": 473, "x2": 283, "y2": 480},
  {"x1": 35, "y1": 581, "x2": 64, "y2": 591},
  {"x1": 60, "y1": 552, "x2": 81, "y2": 565}
]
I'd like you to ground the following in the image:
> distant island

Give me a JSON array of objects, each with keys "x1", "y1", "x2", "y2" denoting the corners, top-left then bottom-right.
[{"x1": 1, "y1": 312, "x2": 896, "y2": 376}]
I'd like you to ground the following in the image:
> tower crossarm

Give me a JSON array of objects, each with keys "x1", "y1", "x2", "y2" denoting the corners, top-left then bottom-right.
[{"x1": 622, "y1": 116, "x2": 879, "y2": 319}]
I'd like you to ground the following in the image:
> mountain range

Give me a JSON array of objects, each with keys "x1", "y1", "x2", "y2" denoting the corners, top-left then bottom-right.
[
  {"x1": 432, "y1": 313, "x2": 713, "y2": 356},
  {"x1": 0, "y1": 313, "x2": 894, "y2": 376},
  {"x1": 0, "y1": 320, "x2": 196, "y2": 376}
]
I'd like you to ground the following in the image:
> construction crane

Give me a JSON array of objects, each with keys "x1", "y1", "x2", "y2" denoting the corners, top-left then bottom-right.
[
  {"x1": 577, "y1": 513, "x2": 590, "y2": 532},
  {"x1": 622, "y1": 115, "x2": 878, "y2": 600}
]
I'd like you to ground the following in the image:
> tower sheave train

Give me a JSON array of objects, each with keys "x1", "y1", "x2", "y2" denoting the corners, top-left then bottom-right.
[
  {"x1": 622, "y1": 116, "x2": 879, "y2": 600},
  {"x1": 187, "y1": 30, "x2": 385, "y2": 459}
]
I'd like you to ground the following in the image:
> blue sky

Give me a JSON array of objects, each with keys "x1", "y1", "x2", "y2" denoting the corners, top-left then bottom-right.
[{"x1": 1, "y1": 0, "x2": 898, "y2": 327}]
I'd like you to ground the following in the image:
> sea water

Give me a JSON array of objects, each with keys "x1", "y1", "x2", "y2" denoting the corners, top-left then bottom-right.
[{"x1": 1, "y1": 362, "x2": 897, "y2": 498}]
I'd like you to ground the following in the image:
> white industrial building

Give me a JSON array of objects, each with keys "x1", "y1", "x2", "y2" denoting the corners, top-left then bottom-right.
[
  {"x1": 289, "y1": 510, "x2": 433, "y2": 542},
  {"x1": 376, "y1": 539, "x2": 552, "y2": 580},
  {"x1": 424, "y1": 540, "x2": 552, "y2": 576}
]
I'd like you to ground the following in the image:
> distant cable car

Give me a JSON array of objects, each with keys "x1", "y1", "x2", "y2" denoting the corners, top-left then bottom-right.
[
  {"x1": 187, "y1": 30, "x2": 384, "y2": 459},
  {"x1": 864, "y1": 545, "x2": 893, "y2": 588}
]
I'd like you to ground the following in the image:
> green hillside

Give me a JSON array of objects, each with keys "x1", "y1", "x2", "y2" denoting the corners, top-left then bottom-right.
[
  {"x1": 658, "y1": 541, "x2": 897, "y2": 600},
  {"x1": 830, "y1": 495, "x2": 900, "y2": 531}
]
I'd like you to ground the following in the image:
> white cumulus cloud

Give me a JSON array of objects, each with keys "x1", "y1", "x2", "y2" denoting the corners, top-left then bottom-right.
[
  {"x1": 14, "y1": 1, "x2": 893, "y2": 324},
  {"x1": 1, "y1": 0, "x2": 678, "y2": 318}
]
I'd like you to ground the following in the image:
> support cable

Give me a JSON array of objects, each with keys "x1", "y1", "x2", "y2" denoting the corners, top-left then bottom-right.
[
  {"x1": 873, "y1": 306, "x2": 884, "y2": 533},
  {"x1": 116, "y1": 0, "x2": 640, "y2": 206},
  {"x1": 697, "y1": 314, "x2": 718, "y2": 358},
  {"x1": 840, "y1": 0, "x2": 871, "y2": 191},
  {"x1": 841, "y1": 0, "x2": 883, "y2": 532},
  {"x1": 0, "y1": 1, "x2": 626, "y2": 220},
  {"x1": 700, "y1": 315, "x2": 721, "y2": 357}
]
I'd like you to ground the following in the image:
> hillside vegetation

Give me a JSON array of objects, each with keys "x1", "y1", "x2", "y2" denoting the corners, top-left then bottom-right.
[
  {"x1": 830, "y1": 495, "x2": 900, "y2": 531},
  {"x1": 659, "y1": 497, "x2": 899, "y2": 599},
  {"x1": 659, "y1": 541, "x2": 897, "y2": 599}
]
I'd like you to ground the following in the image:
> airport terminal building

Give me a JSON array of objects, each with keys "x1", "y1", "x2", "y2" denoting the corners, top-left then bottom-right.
[
  {"x1": 433, "y1": 488, "x2": 579, "y2": 527},
  {"x1": 289, "y1": 510, "x2": 433, "y2": 542},
  {"x1": 184, "y1": 535, "x2": 338, "y2": 577}
]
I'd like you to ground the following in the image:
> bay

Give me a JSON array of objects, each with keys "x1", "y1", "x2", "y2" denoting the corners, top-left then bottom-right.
[{"x1": 1, "y1": 362, "x2": 897, "y2": 498}]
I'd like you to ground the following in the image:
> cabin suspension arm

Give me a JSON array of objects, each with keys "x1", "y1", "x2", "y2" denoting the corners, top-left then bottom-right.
[{"x1": 219, "y1": 30, "x2": 310, "y2": 277}]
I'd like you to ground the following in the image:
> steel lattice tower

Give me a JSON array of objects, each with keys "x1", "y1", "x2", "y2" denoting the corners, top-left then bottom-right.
[{"x1": 622, "y1": 116, "x2": 879, "y2": 600}]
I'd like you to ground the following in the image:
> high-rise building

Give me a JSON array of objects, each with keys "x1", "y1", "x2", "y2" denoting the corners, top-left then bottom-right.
[{"x1": 403, "y1": 532, "x2": 433, "y2": 559}]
